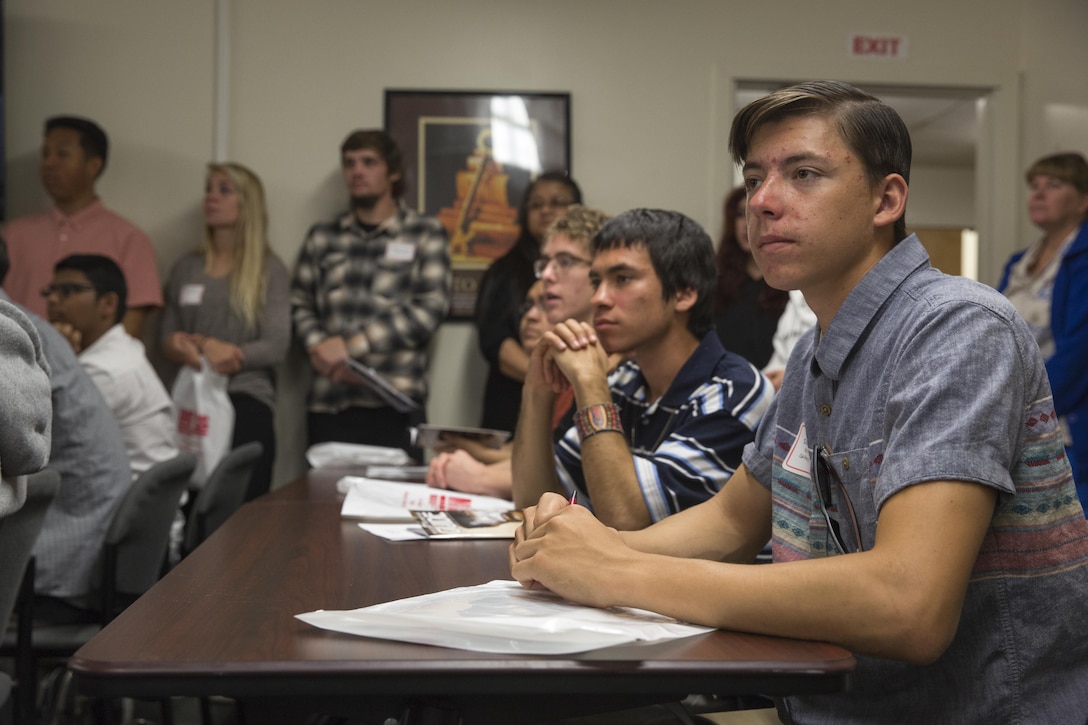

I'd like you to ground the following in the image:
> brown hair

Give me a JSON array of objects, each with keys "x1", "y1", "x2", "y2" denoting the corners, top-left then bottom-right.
[
  {"x1": 545, "y1": 204, "x2": 610, "y2": 254},
  {"x1": 714, "y1": 186, "x2": 788, "y2": 315},
  {"x1": 1026, "y1": 153, "x2": 1088, "y2": 220},
  {"x1": 340, "y1": 129, "x2": 405, "y2": 198}
]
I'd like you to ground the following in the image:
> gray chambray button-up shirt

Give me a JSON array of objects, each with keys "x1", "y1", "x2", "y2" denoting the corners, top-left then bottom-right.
[{"x1": 742, "y1": 235, "x2": 1088, "y2": 724}]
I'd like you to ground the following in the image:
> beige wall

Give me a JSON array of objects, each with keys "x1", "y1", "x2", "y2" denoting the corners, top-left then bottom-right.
[{"x1": 6, "y1": 0, "x2": 1087, "y2": 485}]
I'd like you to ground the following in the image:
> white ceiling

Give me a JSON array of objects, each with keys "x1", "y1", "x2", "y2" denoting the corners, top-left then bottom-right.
[{"x1": 879, "y1": 92, "x2": 979, "y2": 167}]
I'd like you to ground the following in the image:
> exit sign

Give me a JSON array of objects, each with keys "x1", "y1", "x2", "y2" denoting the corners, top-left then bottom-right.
[{"x1": 849, "y1": 34, "x2": 909, "y2": 60}]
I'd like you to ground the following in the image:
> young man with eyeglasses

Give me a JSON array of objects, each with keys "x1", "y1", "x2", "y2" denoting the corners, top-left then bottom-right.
[
  {"x1": 512, "y1": 208, "x2": 775, "y2": 531},
  {"x1": 428, "y1": 207, "x2": 610, "y2": 497},
  {"x1": 44, "y1": 254, "x2": 178, "y2": 479},
  {"x1": 511, "y1": 82, "x2": 1088, "y2": 724},
  {"x1": 535, "y1": 212, "x2": 598, "y2": 325}
]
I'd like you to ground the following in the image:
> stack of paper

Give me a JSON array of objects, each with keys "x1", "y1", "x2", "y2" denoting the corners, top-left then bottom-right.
[
  {"x1": 297, "y1": 580, "x2": 714, "y2": 655},
  {"x1": 306, "y1": 442, "x2": 412, "y2": 469},
  {"x1": 339, "y1": 476, "x2": 515, "y2": 523}
]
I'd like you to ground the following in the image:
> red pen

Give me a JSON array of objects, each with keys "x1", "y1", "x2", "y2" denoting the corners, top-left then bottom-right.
[{"x1": 568, "y1": 492, "x2": 577, "y2": 506}]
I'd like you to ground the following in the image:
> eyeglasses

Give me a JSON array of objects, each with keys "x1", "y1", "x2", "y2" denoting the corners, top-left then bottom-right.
[
  {"x1": 810, "y1": 445, "x2": 863, "y2": 554},
  {"x1": 40, "y1": 283, "x2": 96, "y2": 299},
  {"x1": 527, "y1": 197, "x2": 574, "y2": 213},
  {"x1": 518, "y1": 296, "x2": 547, "y2": 319},
  {"x1": 533, "y1": 252, "x2": 591, "y2": 279}
]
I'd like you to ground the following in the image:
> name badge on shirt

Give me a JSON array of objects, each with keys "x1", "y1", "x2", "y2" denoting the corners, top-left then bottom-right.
[
  {"x1": 384, "y1": 241, "x2": 416, "y2": 263},
  {"x1": 782, "y1": 422, "x2": 811, "y2": 478},
  {"x1": 179, "y1": 284, "x2": 205, "y2": 306}
]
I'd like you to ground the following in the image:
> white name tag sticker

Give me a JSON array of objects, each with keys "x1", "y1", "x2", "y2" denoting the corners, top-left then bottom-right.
[
  {"x1": 384, "y1": 241, "x2": 416, "y2": 263},
  {"x1": 179, "y1": 284, "x2": 205, "y2": 306},
  {"x1": 782, "y1": 422, "x2": 811, "y2": 477}
]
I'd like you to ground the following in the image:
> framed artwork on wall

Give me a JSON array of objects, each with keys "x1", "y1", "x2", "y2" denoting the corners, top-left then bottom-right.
[{"x1": 384, "y1": 89, "x2": 571, "y2": 319}]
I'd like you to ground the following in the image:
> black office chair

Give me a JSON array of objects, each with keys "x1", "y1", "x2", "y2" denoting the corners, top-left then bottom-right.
[
  {"x1": 183, "y1": 441, "x2": 263, "y2": 556},
  {"x1": 0, "y1": 470, "x2": 60, "y2": 725},
  {"x1": 177, "y1": 442, "x2": 262, "y2": 725},
  {"x1": 6, "y1": 453, "x2": 196, "y2": 725}
]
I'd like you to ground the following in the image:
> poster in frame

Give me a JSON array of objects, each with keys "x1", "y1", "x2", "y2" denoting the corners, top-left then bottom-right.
[{"x1": 384, "y1": 89, "x2": 571, "y2": 319}]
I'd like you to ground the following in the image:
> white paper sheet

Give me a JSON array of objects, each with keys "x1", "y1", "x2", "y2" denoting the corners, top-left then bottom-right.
[
  {"x1": 358, "y1": 523, "x2": 428, "y2": 541},
  {"x1": 296, "y1": 580, "x2": 713, "y2": 655}
]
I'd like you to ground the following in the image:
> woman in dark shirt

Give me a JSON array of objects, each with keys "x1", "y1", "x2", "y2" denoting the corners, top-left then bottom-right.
[{"x1": 475, "y1": 172, "x2": 581, "y2": 431}]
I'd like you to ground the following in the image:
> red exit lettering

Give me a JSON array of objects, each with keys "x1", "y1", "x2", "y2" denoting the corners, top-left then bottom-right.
[{"x1": 849, "y1": 34, "x2": 908, "y2": 60}]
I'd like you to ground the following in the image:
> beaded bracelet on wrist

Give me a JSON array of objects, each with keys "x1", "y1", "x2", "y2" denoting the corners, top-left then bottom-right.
[{"x1": 574, "y1": 402, "x2": 624, "y2": 442}]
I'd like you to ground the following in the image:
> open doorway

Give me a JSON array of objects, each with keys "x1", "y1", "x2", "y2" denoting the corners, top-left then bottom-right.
[{"x1": 734, "y1": 81, "x2": 990, "y2": 280}]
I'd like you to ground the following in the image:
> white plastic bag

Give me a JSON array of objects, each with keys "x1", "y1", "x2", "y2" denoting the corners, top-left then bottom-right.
[{"x1": 172, "y1": 361, "x2": 235, "y2": 487}]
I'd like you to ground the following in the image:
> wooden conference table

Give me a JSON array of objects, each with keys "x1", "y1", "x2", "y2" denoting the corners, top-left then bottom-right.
[{"x1": 69, "y1": 469, "x2": 854, "y2": 724}]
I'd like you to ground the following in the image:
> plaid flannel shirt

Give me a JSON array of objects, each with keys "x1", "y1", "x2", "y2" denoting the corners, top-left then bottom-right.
[{"x1": 290, "y1": 203, "x2": 451, "y2": 412}]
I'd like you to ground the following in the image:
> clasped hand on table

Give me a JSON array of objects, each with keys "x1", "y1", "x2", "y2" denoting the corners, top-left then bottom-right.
[
  {"x1": 509, "y1": 491, "x2": 632, "y2": 609},
  {"x1": 528, "y1": 319, "x2": 611, "y2": 396}
]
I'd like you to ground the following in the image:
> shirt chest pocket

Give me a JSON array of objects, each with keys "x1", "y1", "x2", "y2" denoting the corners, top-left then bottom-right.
[
  {"x1": 370, "y1": 257, "x2": 414, "y2": 301},
  {"x1": 821, "y1": 445, "x2": 881, "y2": 552}
]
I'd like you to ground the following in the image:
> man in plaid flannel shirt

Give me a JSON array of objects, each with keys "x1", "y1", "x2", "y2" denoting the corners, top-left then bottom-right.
[{"x1": 291, "y1": 129, "x2": 451, "y2": 453}]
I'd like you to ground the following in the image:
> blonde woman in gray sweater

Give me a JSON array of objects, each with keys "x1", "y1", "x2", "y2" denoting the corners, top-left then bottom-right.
[{"x1": 161, "y1": 163, "x2": 289, "y2": 499}]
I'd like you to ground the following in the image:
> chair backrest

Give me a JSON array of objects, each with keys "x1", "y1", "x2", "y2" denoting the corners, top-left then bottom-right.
[
  {"x1": 102, "y1": 453, "x2": 196, "y2": 617},
  {"x1": 184, "y1": 442, "x2": 263, "y2": 554},
  {"x1": 0, "y1": 470, "x2": 60, "y2": 624}
]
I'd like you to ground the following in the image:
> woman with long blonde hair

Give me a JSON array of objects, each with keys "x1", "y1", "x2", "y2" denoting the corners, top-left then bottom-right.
[{"x1": 160, "y1": 162, "x2": 290, "y2": 499}]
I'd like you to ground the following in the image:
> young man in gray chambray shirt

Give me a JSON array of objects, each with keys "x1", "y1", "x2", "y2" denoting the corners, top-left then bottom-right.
[{"x1": 510, "y1": 81, "x2": 1088, "y2": 724}]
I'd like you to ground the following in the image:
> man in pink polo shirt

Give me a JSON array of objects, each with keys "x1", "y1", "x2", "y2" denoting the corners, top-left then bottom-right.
[{"x1": 2, "y1": 116, "x2": 162, "y2": 338}]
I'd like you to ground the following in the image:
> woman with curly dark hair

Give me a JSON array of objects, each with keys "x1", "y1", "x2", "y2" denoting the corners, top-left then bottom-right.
[{"x1": 712, "y1": 186, "x2": 788, "y2": 368}]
